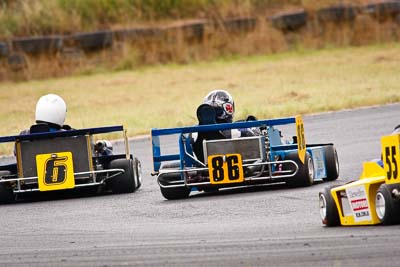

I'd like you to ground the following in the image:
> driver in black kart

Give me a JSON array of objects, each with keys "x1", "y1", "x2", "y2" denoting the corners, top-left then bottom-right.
[
  {"x1": 19, "y1": 94, "x2": 112, "y2": 156},
  {"x1": 193, "y1": 89, "x2": 258, "y2": 162},
  {"x1": 20, "y1": 93, "x2": 71, "y2": 134}
]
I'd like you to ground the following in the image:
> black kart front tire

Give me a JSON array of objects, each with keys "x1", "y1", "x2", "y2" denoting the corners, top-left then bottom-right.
[
  {"x1": 108, "y1": 159, "x2": 137, "y2": 194},
  {"x1": 319, "y1": 186, "x2": 340, "y2": 226},
  {"x1": 375, "y1": 184, "x2": 400, "y2": 225}
]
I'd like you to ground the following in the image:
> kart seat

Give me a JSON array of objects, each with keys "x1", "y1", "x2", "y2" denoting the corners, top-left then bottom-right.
[
  {"x1": 193, "y1": 104, "x2": 226, "y2": 163},
  {"x1": 197, "y1": 104, "x2": 217, "y2": 125},
  {"x1": 29, "y1": 123, "x2": 51, "y2": 133}
]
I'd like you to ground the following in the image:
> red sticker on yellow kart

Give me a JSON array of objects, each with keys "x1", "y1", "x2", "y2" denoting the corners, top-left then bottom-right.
[
  {"x1": 296, "y1": 115, "x2": 306, "y2": 164},
  {"x1": 208, "y1": 154, "x2": 244, "y2": 184},
  {"x1": 381, "y1": 134, "x2": 400, "y2": 184},
  {"x1": 36, "y1": 152, "x2": 75, "y2": 191}
]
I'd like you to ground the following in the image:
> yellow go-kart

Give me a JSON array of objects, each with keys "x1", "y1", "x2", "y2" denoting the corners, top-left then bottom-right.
[{"x1": 319, "y1": 133, "x2": 400, "y2": 226}]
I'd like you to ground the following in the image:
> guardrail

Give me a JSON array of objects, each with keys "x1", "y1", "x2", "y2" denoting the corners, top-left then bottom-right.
[{"x1": 1, "y1": 0, "x2": 399, "y2": 72}]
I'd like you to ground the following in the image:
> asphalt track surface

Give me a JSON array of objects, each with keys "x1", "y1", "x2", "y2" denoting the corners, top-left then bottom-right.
[{"x1": 1, "y1": 103, "x2": 400, "y2": 267}]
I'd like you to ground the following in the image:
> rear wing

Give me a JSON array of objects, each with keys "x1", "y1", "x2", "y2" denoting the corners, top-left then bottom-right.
[
  {"x1": 0, "y1": 125, "x2": 125, "y2": 144},
  {"x1": 1, "y1": 125, "x2": 131, "y2": 162},
  {"x1": 151, "y1": 116, "x2": 305, "y2": 172}
]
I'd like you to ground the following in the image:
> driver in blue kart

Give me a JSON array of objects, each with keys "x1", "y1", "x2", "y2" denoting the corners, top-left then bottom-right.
[
  {"x1": 201, "y1": 89, "x2": 258, "y2": 137},
  {"x1": 374, "y1": 125, "x2": 400, "y2": 168},
  {"x1": 193, "y1": 89, "x2": 258, "y2": 162},
  {"x1": 394, "y1": 125, "x2": 400, "y2": 134},
  {"x1": 19, "y1": 94, "x2": 112, "y2": 156}
]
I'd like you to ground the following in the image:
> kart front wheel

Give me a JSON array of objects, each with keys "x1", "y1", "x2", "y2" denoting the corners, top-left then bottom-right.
[
  {"x1": 0, "y1": 183, "x2": 15, "y2": 204},
  {"x1": 375, "y1": 184, "x2": 400, "y2": 225},
  {"x1": 108, "y1": 159, "x2": 137, "y2": 194},
  {"x1": 323, "y1": 145, "x2": 339, "y2": 181},
  {"x1": 319, "y1": 186, "x2": 340, "y2": 226}
]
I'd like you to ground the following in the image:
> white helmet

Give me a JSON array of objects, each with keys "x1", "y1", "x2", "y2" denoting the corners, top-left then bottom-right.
[
  {"x1": 35, "y1": 94, "x2": 67, "y2": 127},
  {"x1": 203, "y1": 89, "x2": 235, "y2": 122}
]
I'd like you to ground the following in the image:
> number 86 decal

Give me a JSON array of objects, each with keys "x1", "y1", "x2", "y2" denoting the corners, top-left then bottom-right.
[{"x1": 208, "y1": 154, "x2": 244, "y2": 184}]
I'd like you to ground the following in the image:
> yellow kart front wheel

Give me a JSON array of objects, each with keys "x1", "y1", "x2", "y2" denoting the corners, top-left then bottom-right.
[{"x1": 375, "y1": 184, "x2": 400, "y2": 225}]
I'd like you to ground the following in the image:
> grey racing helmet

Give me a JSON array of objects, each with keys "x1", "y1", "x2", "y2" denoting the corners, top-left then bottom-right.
[{"x1": 203, "y1": 89, "x2": 235, "y2": 123}]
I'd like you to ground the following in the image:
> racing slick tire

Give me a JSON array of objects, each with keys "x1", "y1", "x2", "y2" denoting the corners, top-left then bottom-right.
[
  {"x1": 323, "y1": 145, "x2": 339, "y2": 181},
  {"x1": 285, "y1": 152, "x2": 314, "y2": 187},
  {"x1": 158, "y1": 163, "x2": 190, "y2": 200},
  {"x1": 0, "y1": 183, "x2": 14, "y2": 204},
  {"x1": 202, "y1": 187, "x2": 219, "y2": 193},
  {"x1": 160, "y1": 184, "x2": 191, "y2": 200},
  {"x1": 319, "y1": 186, "x2": 340, "y2": 226},
  {"x1": 375, "y1": 184, "x2": 400, "y2": 225},
  {"x1": 158, "y1": 172, "x2": 190, "y2": 200},
  {"x1": 133, "y1": 157, "x2": 142, "y2": 190},
  {"x1": 107, "y1": 158, "x2": 137, "y2": 194}
]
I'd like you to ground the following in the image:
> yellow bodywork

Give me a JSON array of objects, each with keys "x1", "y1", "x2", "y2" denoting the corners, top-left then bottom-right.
[
  {"x1": 331, "y1": 162, "x2": 386, "y2": 225},
  {"x1": 327, "y1": 133, "x2": 400, "y2": 226}
]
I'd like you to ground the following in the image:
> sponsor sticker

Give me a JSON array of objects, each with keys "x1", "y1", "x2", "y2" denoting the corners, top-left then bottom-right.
[
  {"x1": 312, "y1": 148, "x2": 326, "y2": 179},
  {"x1": 346, "y1": 186, "x2": 372, "y2": 223},
  {"x1": 223, "y1": 103, "x2": 234, "y2": 115}
]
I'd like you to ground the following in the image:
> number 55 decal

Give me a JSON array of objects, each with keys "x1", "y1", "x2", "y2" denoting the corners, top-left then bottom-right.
[
  {"x1": 381, "y1": 134, "x2": 400, "y2": 184},
  {"x1": 208, "y1": 154, "x2": 244, "y2": 184}
]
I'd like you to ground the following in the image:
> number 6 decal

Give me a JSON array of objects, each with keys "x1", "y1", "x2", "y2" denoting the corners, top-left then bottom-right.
[
  {"x1": 36, "y1": 152, "x2": 75, "y2": 191},
  {"x1": 208, "y1": 154, "x2": 244, "y2": 184}
]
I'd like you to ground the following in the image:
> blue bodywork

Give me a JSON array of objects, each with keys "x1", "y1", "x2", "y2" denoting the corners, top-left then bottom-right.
[{"x1": 152, "y1": 117, "x2": 333, "y2": 189}]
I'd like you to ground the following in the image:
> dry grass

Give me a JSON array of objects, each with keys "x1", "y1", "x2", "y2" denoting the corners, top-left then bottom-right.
[
  {"x1": 0, "y1": 42, "x2": 399, "y2": 141},
  {"x1": 0, "y1": 0, "x2": 367, "y2": 37},
  {"x1": 4, "y1": 12, "x2": 400, "y2": 82}
]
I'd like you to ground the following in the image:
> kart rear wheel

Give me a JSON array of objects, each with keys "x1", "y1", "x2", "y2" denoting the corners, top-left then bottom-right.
[
  {"x1": 285, "y1": 152, "x2": 314, "y2": 187},
  {"x1": 323, "y1": 145, "x2": 339, "y2": 181},
  {"x1": 160, "y1": 185, "x2": 191, "y2": 200},
  {"x1": 158, "y1": 163, "x2": 190, "y2": 200},
  {"x1": 108, "y1": 158, "x2": 137, "y2": 194},
  {"x1": 375, "y1": 184, "x2": 400, "y2": 225},
  {"x1": 0, "y1": 183, "x2": 14, "y2": 204},
  {"x1": 319, "y1": 186, "x2": 340, "y2": 226},
  {"x1": 202, "y1": 187, "x2": 219, "y2": 193}
]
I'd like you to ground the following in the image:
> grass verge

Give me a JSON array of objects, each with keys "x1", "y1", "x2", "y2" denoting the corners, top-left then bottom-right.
[{"x1": 0, "y1": 42, "x2": 399, "y2": 141}]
